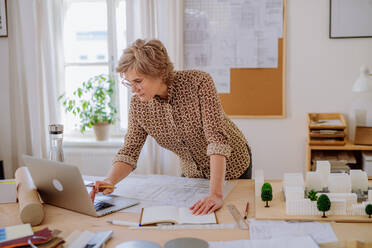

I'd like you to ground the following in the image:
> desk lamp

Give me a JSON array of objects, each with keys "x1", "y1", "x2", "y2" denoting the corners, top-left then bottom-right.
[{"x1": 352, "y1": 65, "x2": 372, "y2": 92}]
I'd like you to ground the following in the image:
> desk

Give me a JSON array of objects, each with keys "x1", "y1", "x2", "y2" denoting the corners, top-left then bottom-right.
[{"x1": 1, "y1": 180, "x2": 372, "y2": 247}]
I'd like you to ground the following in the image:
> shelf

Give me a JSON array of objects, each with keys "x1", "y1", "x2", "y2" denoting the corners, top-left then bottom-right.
[
  {"x1": 309, "y1": 140, "x2": 372, "y2": 151},
  {"x1": 308, "y1": 113, "x2": 347, "y2": 146},
  {"x1": 306, "y1": 140, "x2": 372, "y2": 176}
]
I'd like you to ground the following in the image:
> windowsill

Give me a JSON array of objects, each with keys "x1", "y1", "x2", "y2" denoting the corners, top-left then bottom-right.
[{"x1": 63, "y1": 136, "x2": 123, "y2": 148}]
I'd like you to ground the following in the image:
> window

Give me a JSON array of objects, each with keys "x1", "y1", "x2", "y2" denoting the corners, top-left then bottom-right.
[{"x1": 62, "y1": 0, "x2": 128, "y2": 136}]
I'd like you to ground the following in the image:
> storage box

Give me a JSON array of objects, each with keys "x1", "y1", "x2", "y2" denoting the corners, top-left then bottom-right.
[
  {"x1": 354, "y1": 126, "x2": 372, "y2": 145},
  {"x1": 362, "y1": 151, "x2": 372, "y2": 177}
]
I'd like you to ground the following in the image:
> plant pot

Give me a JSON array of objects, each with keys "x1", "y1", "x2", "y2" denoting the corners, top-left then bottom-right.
[{"x1": 93, "y1": 123, "x2": 111, "y2": 141}]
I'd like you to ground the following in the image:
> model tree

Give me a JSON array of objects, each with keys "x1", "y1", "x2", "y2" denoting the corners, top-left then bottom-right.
[
  {"x1": 317, "y1": 194, "x2": 331, "y2": 218},
  {"x1": 365, "y1": 204, "x2": 372, "y2": 218},
  {"x1": 307, "y1": 189, "x2": 318, "y2": 201},
  {"x1": 261, "y1": 183, "x2": 273, "y2": 208}
]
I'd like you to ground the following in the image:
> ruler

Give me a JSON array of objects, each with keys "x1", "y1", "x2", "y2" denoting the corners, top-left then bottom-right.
[
  {"x1": 227, "y1": 204, "x2": 249, "y2": 230},
  {"x1": 129, "y1": 224, "x2": 236, "y2": 230}
]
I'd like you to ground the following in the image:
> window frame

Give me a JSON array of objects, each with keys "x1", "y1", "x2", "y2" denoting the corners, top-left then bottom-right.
[{"x1": 61, "y1": 0, "x2": 129, "y2": 139}]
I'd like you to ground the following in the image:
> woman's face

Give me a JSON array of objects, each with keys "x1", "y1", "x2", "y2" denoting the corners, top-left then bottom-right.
[{"x1": 124, "y1": 68, "x2": 164, "y2": 102}]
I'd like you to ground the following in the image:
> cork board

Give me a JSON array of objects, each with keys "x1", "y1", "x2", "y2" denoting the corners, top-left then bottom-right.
[
  {"x1": 255, "y1": 181, "x2": 372, "y2": 223},
  {"x1": 218, "y1": 2, "x2": 286, "y2": 118}
]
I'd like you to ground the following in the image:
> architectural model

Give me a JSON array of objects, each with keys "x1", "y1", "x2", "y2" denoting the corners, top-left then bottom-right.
[
  {"x1": 254, "y1": 169, "x2": 264, "y2": 197},
  {"x1": 284, "y1": 161, "x2": 371, "y2": 216}
]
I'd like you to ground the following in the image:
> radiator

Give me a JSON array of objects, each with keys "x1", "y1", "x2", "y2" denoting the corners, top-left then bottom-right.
[{"x1": 63, "y1": 146, "x2": 118, "y2": 177}]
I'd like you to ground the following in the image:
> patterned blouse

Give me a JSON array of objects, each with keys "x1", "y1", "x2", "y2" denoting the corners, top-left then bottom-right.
[{"x1": 113, "y1": 70, "x2": 251, "y2": 180}]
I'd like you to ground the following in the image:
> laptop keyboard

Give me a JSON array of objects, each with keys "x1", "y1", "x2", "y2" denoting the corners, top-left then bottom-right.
[{"x1": 94, "y1": 201, "x2": 114, "y2": 211}]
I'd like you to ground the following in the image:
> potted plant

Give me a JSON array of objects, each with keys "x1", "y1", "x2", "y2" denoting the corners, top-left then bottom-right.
[
  {"x1": 307, "y1": 189, "x2": 318, "y2": 201},
  {"x1": 59, "y1": 74, "x2": 118, "y2": 141}
]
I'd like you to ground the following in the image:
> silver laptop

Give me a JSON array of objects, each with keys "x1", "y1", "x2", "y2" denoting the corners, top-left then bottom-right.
[{"x1": 22, "y1": 155, "x2": 139, "y2": 217}]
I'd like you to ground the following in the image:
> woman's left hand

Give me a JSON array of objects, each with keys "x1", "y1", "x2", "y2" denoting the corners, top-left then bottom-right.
[{"x1": 190, "y1": 194, "x2": 223, "y2": 215}]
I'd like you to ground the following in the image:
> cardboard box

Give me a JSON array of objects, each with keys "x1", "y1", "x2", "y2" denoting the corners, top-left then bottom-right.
[{"x1": 355, "y1": 126, "x2": 372, "y2": 145}]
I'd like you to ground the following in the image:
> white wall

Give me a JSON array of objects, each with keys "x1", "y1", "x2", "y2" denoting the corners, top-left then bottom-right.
[
  {"x1": 234, "y1": 0, "x2": 372, "y2": 179},
  {"x1": 0, "y1": 0, "x2": 371, "y2": 179},
  {"x1": 0, "y1": 38, "x2": 12, "y2": 178}
]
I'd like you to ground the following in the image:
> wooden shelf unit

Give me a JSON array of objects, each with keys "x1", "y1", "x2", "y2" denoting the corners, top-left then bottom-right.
[
  {"x1": 307, "y1": 113, "x2": 347, "y2": 146},
  {"x1": 306, "y1": 140, "x2": 372, "y2": 178}
]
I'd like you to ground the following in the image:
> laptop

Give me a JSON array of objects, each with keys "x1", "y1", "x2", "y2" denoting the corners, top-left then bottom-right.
[{"x1": 22, "y1": 155, "x2": 139, "y2": 217}]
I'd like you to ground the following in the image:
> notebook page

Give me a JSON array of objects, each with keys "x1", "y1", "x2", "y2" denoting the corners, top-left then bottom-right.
[
  {"x1": 178, "y1": 207, "x2": 216, "y2": 224},
  {"x1": 141, "y1": 206, "x2": 179, "y2": 225}
]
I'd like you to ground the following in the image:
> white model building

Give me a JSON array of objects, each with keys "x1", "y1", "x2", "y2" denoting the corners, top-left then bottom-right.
[
  {"x1": 283, "y1": 173, "x2": 305, "y2": 201},
  {"x1": 285, "y1": 186, "x2": 304, "y2": 201},
  {"x1": 283, "y1": 164, "x2": 370, "y2": 216},
  {"x1": 328, "y1": 173, "x2": 351, "y2": 193},
  {"x1": 254, "y1": 169, "x2": 264, "y2": 196},
  {"x1": 315, "y1": 193, "x2": 357, "y2": 214},
  {"x1": 329, "y1": 199, "x2": 347, "y2": 215},
  {"x1": 283, "y1": 173, "x2": 304, "y2": 188},
  {"x1": 286, "y1": 199, "x2": 321, "y2": 215},
  {"x1": 316, "y1": 161, "x2": 331, "y2": 188},
  {"x1": 351, "y1": 202, "x2": 372, "y2": 215},
  {"x1": 350, "y1": 170, "x2": 368, "y2": 192},
  {"x1": 305, "y1": 171, "x2": 322, "y2": 191}
]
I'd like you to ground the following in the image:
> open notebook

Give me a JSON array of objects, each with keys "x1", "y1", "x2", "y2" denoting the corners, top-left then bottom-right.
[{"x1": 139, "y1": 206, "x2": 217, "y2": 226}]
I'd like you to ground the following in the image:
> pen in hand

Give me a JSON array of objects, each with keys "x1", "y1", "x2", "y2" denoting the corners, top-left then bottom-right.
[
  {"x1": 244, "y1": 202, "x2": 249, "y2": 219},
  {"x1": 87, "y1": 184, "x2": 116, "y2": 189},
  {"x1": 89, "y1": 181, "x2": 116, "y2": 202}
]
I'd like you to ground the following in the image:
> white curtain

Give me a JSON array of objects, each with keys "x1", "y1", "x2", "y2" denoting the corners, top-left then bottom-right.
[
  {"x1": 8, "y1": 0, "x2": 64, "y2": 173},
  {"x1": 125, "y1": 0, "x2": 184, "y2": 176}
]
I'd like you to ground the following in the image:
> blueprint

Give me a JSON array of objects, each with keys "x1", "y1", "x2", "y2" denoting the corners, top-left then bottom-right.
[
  {"x1": 184, "y1": 0, "x2": 283, "y2": 93},
  {"x1": 100, "y1": 174, "x2": 237, "y2": 213}
]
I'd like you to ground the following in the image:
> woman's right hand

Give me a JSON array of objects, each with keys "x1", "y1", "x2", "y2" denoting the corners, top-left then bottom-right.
[{"x1": 90, "y1": 179, "x2": 115, "y2": 202}]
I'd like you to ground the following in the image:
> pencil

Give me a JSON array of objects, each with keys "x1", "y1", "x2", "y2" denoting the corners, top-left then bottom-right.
[
  {"x1": 244, "y1": 202, "x2": 249, "y2": 219},
  {"x1": 86, "y1": 184, "x2": 116, "y2": 189}
]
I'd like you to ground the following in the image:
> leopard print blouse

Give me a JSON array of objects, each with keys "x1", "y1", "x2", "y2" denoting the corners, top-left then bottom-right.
[{"x1": 113, "y1": 70, "x2": 251, "y2": 180}]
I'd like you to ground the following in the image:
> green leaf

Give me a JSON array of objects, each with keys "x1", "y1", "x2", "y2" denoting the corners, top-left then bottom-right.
[
  {"x1": 57, "y1": 93, "x2": 65, "y2": 101},
  {"x1": 57, "y1": 73, "x2": 118, "y2": 133},
  {"x1": 77, "y1": 88, "x2": 83, "y2": 98}
]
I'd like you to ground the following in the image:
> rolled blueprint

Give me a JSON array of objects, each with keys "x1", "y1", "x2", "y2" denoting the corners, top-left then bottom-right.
[{"x1": 15, "y1": 167, "x2": 44, "y2": 226}]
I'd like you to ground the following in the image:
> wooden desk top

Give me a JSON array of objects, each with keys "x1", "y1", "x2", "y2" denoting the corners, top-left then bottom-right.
[{"x1": 1, "y1": 180, "x2": 372, "y2": 247}]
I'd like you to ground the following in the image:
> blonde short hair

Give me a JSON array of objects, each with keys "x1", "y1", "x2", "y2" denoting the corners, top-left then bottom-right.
[{"x1": 116, "y1": 39, "x2": 174, "y2": 85}]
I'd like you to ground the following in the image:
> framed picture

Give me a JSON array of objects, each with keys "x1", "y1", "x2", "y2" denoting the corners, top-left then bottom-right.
[
  {"x1": 0, "y1": 0, "x2": 7, "y2": 37},
  {"x1": 329, "y1": 0, "x2": 372, "y2": 38}
]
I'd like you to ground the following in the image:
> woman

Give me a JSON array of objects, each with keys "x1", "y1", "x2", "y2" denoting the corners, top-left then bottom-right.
[{"x1": 91, "y1": 39, "x2": 252, "y2": 215}]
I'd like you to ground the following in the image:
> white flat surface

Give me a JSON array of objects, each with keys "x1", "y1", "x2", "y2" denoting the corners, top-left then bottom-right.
[
  {"x1": 209, "y1": 235, "x2": 318, "y2": 248},
  {"x1": 248, "y1": 219, "x2": 338, "y2": 244}
]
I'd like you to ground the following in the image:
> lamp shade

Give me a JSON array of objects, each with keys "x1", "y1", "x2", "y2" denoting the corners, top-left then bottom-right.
[{"x1": 352, "y1": 65, "x2": 371, "y2": 92}]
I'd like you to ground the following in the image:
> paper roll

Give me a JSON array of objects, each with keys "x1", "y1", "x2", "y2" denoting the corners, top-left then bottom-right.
[{"x1": 15, "y1": 167, "x2": 44, "y2": 226}]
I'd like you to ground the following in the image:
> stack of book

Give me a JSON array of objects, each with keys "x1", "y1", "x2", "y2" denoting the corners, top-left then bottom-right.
[
  {"x1": 308, "y1": 113, "x2": 347, "y2": 146},
  {"x1": 0, "y1": 224, "x2": 64, "y2": 248}
]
